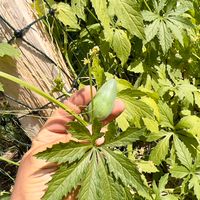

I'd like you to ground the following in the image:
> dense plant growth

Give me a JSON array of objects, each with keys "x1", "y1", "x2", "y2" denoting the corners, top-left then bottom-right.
[{"x1": 1, "y1": 0, "x2": 200, "y2": 199}]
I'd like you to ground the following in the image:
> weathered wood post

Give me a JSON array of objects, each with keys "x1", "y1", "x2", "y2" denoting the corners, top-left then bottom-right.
[{"x1": 0, "y1": 0, "x2": 73, "y2": 139}]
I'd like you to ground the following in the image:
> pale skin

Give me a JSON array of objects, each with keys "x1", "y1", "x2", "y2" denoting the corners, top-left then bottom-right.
[{"x1": 11, "y1": 86, "x2": 125, "y2": 200}]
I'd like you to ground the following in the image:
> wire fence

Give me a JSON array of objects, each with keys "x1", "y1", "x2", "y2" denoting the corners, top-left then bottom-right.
[{"x1": 0, "y1": 0, "x2": 89, "y2": 122}]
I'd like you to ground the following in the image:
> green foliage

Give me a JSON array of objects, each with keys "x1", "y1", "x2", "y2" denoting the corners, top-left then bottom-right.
[
  {"x1": 117, "y1": 89, "x2": 154, "y2": 129},
  {"x1": 108, "y1": 0, "x2": 145, "y2": 39},
  {"x1": 111, "y1": 28, "x2": 131, "y2": 65},
  {"x1": 2, "y1": 0, "x2": 200, "y2": 198},
  {"x1": 33, "y1": 0, "x2": 200, "y2": 198},
  {"x1": 37, "y1": 120, "x2": 151, "y2": 199},
  {"x1": 52, "y1": 2, "x2": 80, "y2": 29},
  {"x1": 142, "y1": 0, "x2": 194, "y2": 53},
  {"x1": 0, "y1": 43, "x2": 20, "y2": 58}
]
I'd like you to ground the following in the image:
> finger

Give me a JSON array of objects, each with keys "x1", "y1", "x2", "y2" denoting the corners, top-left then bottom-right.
[
  {"x1": 40, "y1": 86, "x2": 96, "y2": 134},
  {"x1": 102, "y1": 99, "x2": 125, "y2": 126}
]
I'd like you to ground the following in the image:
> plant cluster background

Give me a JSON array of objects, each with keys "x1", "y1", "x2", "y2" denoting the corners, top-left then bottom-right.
[{"x1": 0, "y1": 0, "x2": 200, "y2": 199}]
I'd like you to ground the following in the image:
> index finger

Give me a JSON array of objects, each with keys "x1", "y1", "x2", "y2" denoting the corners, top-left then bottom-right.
[{"x1": 41, "y1": 86, "x2": 96, "y2": 133}]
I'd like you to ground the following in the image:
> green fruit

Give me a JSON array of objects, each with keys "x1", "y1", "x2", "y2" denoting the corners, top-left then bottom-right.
[{"x1": 88, "y1": 79, "x2": 117, "y2": 120}]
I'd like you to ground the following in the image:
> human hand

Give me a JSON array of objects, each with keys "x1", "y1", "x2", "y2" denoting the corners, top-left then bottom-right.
[{"x1": 11, "y1": 86, "x2": 125, "y2": 200}]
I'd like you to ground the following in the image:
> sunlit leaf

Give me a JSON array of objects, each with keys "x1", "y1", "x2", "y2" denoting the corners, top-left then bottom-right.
[
  {"x1": 36, "y1": 142, "x2": 92, "y2": 164},
  {"x1": 170, "y1": 165, "x2": 189, "y2": 178},
  {"x1": 158, "y1": 174, "x2": 169, "y2": 192},
  {"x1": 176, "y1": 115, "x2": 200, "y2": 137},
  {"x1": 0, "y1": 43, "x2": 20, "y2": 58},
  {"x1": 118, "y1": 89, "x2": 154, "y2": 128},
  {"x1": 91, "y1": 0, "x2": 112, "y2": 40},
  {"x1": 69, "y1": 121, "x2": 91, "y2": 141},
  {"x1": 189, "y1": 175, "x2": 200, "y2": 200},
  {"x1": 137, "y1": 160, "x2": 158, "y2": 173},
  {"x1": 42, "y1": 151, "x2": 92, "y2": 200},
  {"x1": 108, "y1": 0, "x2": 145, "y2": 39},
  {"x1": 104, "y1": 127, "x2": 145, "y2": 147},
  {"x1": 102, "y1": 148, "x2": 150, "y2": 199},
  {"x1": 173, "y1": 135, "x2": 193, "y2": 170},
  {"x1": 53, "y1": 2, "x2": 80, "y2": 29},
  {"x1": 111, "y1": 29, "x2": 131, "y2": 65},
  {"x1": 78, "y1": 152, "x2": 100, "y2": 200},
  {"x1": 143, "y1": 118, "x2": 159, "y2": 133},
  {"x1": 158, "y1": 20, "x2": 173, "y2": 54},
  {"x1": 150, "y1": 134, "x2": 172, "y2": 165},
  {"x1": 158, "y1": 101, "x2": 174, "y2": 129},
  {"x1": 71, "y1": 0, "x2": 88, "y2": 21}
]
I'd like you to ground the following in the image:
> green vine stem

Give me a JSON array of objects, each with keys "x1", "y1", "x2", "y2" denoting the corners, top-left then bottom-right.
[
  {"x1": 0, "y1": 71, "x2": 88, "y2": 126},
  {"x1": 0, "y1": 156, "x2": 20, "y2": 166},
  {"x1": 88, "y1": 58, "x2": 94, "y2": 126}
]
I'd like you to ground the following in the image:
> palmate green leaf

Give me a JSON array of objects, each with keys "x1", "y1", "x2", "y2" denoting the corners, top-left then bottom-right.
[
  {"x1": 104, "y1": 127, "x2": 146, "y2": 147},
  {"x1": 91, "y1": 119, "x2": 104, "y2": 143},
  {"x1": 158, "y1": 20, "x2": 173, "y2": 54},
  {"x1": 98, "y1": 153, "x2": 133, "y2": 200},
  {"x1": 69, "y1": 121, "x2": 91, "y2": 141},
  {"x1": 173, "y1": 135, "x2": 193, "y2": 170},
  {"x1": 143, "y1": 1, "x2": 194, "y2": 52},
  {"x1": 176, "y1": 83, "x2": 198, "y2": 105},
  {"x1": 71, "y1": 0, "x2": 88, "y2": 21},
  {"x1": 189, "y1": 175, "x2": 200, "y2": 200},
  {"x1": 115, "y1": 78, "x2": 133, "y2": 93},
  {"x1": 143, "y1": 118, "x2": 159, "y2": 133},
  {"x1": 117, "y1": 89, "x2": 154, "y2": 128},
  {"x1": 181, "y1": 175, "x2": 191, "y2": 195},
  {"x1": 108, "y1": 0, "x2": 145, "y2": 39},
  {"x1": 146, "y1": 130, "x2": 166, "y2": 142},
  {"x1": 78, "y1": 152, "x2": 99, "y2": 200},
  {"x1": 168, "y1": 16, "x2": 194, "y2": 29},
  {"x1": 137, "y1": 160, "x2": 158, "y2": 173},
  {"x1": 166, "y1": 20, "x2": 184, "y2": 46},
  {"x1": 170, "y1": 165, "x2": 189, "y2": 178},
  {"x1": 104, "y1": 122, "x2": 117, "y2": 144},
  {"x1": 141, "y1": 97, "x2": 160, "y2": 121},
  {"x1": 104, "y1": 73, "x2": 133, "y2": 93},
  {"x1": 152, "y1": 180, "x2": 159, "y2": 197},
  {"x1": 175, "y1": 81, "x2": 197, "y2": 105},
  {"x1": 111, "y1": 29, "x2": 131, "y2": 65},
  {"x1": 175, "y1": 115, "x2": 200, "y2": 137},
  {"x1": 118, "y1": 88, "x2": 146, "y2": 98},
  {"x1": 53, "y1": 2, "x2": 80, "y2": 29},
  {"x1": 156, "y1": 0, "x2": 167, "y2": 12},
  {"x1": 116, "y1": 114, "x2": 129, "y2": 131},
  {"x1": 42, "y1": 151, "x2": 92, "y2": 200},
  {"x1": 0, "y1": 43, "x2": 20, "y2": 58},
  {"x1": 158, "y1": 173, "x2": 169, "y2": 192},
  {"x1": 158, "y1": 101, "x2": 174, "y2": 129},
  {"x1": 145, "y1": 18, "x2": 160, "y2": 42},
  {"x1": 90, "y1": 0, "x2": 110, "y2": 32},
  {"x1": 150, "y1": 134, "x2": 172, "y2": 165},
  {"x1": 168, "y1": 1, "x2": 193, "y2": 15},
  {"x1": 103, "y1": 178, "x2": 133, "y2": 200},
  {"x1": 36, "y1": 142, "x2": 92, "y2": 164},
  {"x1": 142, "y1": 10, "x2": 159, "y2": 22},
  {"x1": 102, "y1": 148, "x2": 151, "y2": 199},
  {"x1": 128, "y1": 60, "x2": 144, "y2": 73}
]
